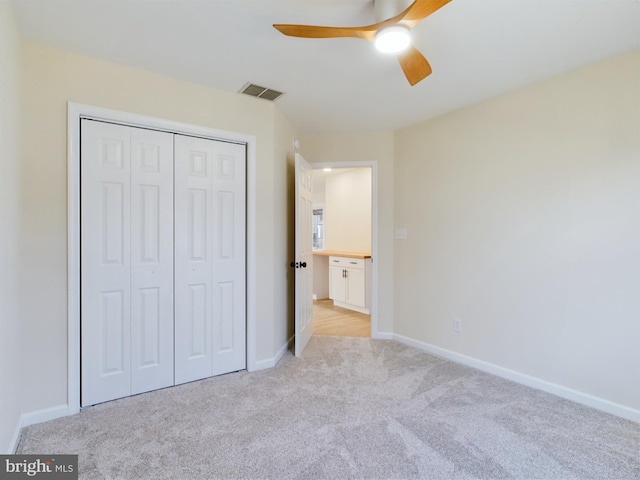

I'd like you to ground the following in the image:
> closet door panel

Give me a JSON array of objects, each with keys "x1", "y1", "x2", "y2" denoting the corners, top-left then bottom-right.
[
  {"x1": 81, "y1": 119, "x2": 132, "y2": 406},
  {"x1": 130, "y1": 128, "x2": 174, "y2": 394},
  {"x1": 211, "y1": 142, "x2": 246, "y2": 375},
  {"x1": 174, "y1": 135, "x2": 215, "y2": 384}
]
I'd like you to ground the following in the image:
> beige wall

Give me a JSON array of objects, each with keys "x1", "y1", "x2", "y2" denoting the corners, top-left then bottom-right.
[
  {"x1": 325, "y1": 168, "x2": 372, "y2": 252},
  {"x1": 394, "y1": 51, "x2": 640, "y2": 410},
  {"x1": 18, "y1": 42, "x2": 291, "y2": 417},
  {"x1": 299, "y1": 133, "x2": 395, "y2": 335},
  {"x1": 0, "y1": 1, "x2": 24, "y2": 453}
]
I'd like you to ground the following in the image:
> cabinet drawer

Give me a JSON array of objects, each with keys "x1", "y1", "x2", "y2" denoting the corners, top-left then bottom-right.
[{"x1": 329, "y1": 256, "x2": 365, "y2": 269}]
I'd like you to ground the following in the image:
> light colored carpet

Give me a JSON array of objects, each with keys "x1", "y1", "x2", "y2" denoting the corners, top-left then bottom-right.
[{"x1": 17, "y1": 336, "x2": 639, "y2": 479}]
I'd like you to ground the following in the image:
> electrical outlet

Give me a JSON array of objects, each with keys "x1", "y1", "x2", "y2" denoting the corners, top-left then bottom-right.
[{"x1": 454, "y1": 318, "x2": 462, "y2": 333}]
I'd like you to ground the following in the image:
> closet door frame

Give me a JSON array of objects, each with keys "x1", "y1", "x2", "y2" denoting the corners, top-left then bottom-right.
[{"x1": 67, "y1": 102, "x2": 257, "y2": 414}]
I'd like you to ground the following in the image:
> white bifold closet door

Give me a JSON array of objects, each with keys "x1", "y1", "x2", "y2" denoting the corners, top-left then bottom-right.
[
  {"x1": 81, "y1": 119, "x2": 246, "y2": 407},
  {"x1": 174, "y1": 135, "x2": 246, "y2": 385},
  {"x1": 81, "y1": 120, "x2": 174, "y2": 406}
]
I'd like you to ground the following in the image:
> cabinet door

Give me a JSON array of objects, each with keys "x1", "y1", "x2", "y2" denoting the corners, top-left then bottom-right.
[
  {"x1": 329, "y1": 266, "x2": 346, "y2": 303},
  {"x1": 345, "y1": 267, "x2": 366, "y2": 308}
]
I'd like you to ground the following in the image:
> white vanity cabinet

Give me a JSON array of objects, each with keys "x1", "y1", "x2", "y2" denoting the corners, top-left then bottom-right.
[{"x1": 329, "y1": 256, "x2": 372, "y2": 314}]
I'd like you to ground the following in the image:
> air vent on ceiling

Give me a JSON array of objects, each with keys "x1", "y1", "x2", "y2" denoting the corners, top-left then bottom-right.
[{"x1": 239, "y1": 83, "x2": 284, "y2": 102}]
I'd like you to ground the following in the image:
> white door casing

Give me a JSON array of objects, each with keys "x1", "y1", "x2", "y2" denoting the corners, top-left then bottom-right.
[
  {"x1": 294, "y1": 153, "x2": 314, "y2": 357},
  {"x1": 174, "y1": 135, "x2": 246, "y2": 384},
  {"x1": 81, "y1": 120, "x2": 174, "y2": 406}
]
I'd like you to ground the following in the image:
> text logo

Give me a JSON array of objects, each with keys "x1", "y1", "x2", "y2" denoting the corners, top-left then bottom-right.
[{"x1": 0, "y1": 456, "x2": 77, "y2": 480}]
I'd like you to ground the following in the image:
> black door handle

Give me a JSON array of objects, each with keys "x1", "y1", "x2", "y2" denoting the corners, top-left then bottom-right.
[
  {"x1": 290, "y1": 261, "x2": 307, "y2": 269},
  {"x1": 290, "y1": 261, "x2": 297, "y2": 268},
  {"x1": 300, "y1": 262, "x2": 307, "y2": 268}
]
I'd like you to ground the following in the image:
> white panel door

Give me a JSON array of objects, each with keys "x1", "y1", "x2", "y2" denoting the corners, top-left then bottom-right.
[
  {"x1": 174, "y1": 136, "x2": 213, "y2": 384},
  {"x1": 294, "y1": 153, "x2": 314, "y2": 357},
  {"x1": 82, "y1": 118, "x2": 246, "y2": 403},
  {"x1": 174, "y1": 135, "x2": 246, "y2": 384},
  {"x1": 130, "y1": 128, "x2": 174, "y2": 395},
  {"x1": 81, "y1": 120, "x2": 133, "y2": 406},
  {"x1": 210, "y1": 141, "x2": 246, "y2": 376},
  {"x1": 81, "y1": 120, "x2": 174, "y2": 406}
]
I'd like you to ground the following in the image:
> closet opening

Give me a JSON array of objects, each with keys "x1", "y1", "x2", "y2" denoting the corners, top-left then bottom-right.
[{"x1": 67, "y1": 103, "x2": 257, "y2": 413}]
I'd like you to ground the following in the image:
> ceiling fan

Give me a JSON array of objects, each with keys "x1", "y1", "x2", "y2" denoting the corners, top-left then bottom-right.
[{"x1": 273, "y1": 0, "x2": 452, "y2": 86}]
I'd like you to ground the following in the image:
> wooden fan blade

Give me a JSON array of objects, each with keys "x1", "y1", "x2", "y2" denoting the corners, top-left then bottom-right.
[
  {"x1": 397, "y1": 46, "x2": 432, "y2": 86},
  {"x1": 393, "y1": 0, "x2": 452, "y2": 29},
  {"x1": 274, "y1": 0, "x2": 452, "y2": 44},
  {"x1": 273, "y1": 24, "x2": 377, "y2": 42}
]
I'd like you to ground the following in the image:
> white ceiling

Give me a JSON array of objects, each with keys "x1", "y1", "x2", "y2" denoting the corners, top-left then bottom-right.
[{"x1": 10, "y1": 0, "x2": 640, "y2": 134}]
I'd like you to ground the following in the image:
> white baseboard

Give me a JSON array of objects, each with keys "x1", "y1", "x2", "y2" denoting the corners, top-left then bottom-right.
[
  {"x1": 7, "y1": 417, "x2": 21, "y2": 454},
  {"x1": 373, "y1": 331, "x2": 394, "y2": 340},
  {"x1": 20, "y1": 404, "x2": 70, "y2": 429},
  {"x1": 393, "y1": 334, "x2": 640, "y2": 423},
  {"x1": 7, "y1": 404, "x2": 70, "y2": 453},
  {"x1": 250, "y1": 335, "x2": 294, "y2": 372}
]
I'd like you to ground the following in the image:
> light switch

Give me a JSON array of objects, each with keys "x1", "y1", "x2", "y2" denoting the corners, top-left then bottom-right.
[{"x1": 395, "y1": 228, "x2": 407, "y2": 240}]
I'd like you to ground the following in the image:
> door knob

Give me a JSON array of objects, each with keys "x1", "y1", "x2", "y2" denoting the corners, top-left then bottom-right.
[{"x1": 300, "y1": 262, "x2": 307, "y2": 268}]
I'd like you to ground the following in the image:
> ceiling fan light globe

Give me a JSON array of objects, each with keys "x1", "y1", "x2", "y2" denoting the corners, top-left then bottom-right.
[{"x1": 374, "y1": 26, "x2": 411, "y2": 53}]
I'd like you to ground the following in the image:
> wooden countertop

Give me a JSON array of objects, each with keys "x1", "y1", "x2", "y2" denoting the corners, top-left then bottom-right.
[{"x1": 312, "y1": 250, "x2": 371, "y2": 259}]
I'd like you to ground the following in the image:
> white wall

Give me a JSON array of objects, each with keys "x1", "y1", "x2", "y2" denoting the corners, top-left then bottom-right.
[
  {"x1": 18, "y1": 42, "x2": 290, "y2": 417},
  {"x1": 325, "y1": 168, "x2": 372, "y2": 253},
  {"x1": 394, "y1": 51, "x2": 640, "y2": 413},
  {"x1": 312, "y1": 174, "x2": 326, "y2": 205},
  {"x1": 313, "y1": 256, "x2": 330, "y2": 300},
  {"x1": 0, "y1": 1, "x2": 24, "y2": 453},
  {"x1": 299, "y1": 133, "x2": 395, "y2": 335}
]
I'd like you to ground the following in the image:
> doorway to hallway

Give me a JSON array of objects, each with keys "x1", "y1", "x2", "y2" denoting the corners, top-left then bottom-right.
[{"x1": 310, "y1": 165, "x2": 374, "y2": 339}]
